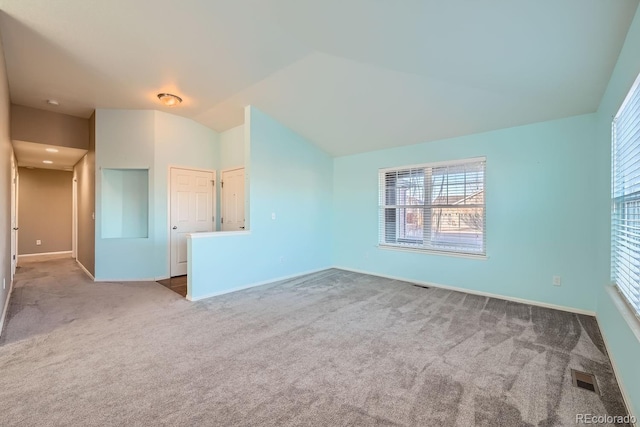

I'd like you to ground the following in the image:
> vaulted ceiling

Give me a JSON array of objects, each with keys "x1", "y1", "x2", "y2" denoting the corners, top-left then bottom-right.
[{"x1": 0, "y1": 0, "x2": 637, "y2": 156}]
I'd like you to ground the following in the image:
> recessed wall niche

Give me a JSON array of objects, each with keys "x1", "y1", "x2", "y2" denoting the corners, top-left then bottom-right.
[{"x1": 101, "y1": 168, "x2": 149, "y2": 238}]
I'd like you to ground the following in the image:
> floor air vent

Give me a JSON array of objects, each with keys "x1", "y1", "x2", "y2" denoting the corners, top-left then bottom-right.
[
  {"x1": 571, "y1": 369, "x2": 599, "y2": 394},
  {"x1": 411, "y1": 284, "x2": 430, "y2": 289}
]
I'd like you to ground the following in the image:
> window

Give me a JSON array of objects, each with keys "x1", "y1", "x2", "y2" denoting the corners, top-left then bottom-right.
[
  {"x1": 612, "y1": 73, "x2": 640, "y2": 318},
  {"x1": 379, "y1": 157, "x2": 486, "y2": 256}
]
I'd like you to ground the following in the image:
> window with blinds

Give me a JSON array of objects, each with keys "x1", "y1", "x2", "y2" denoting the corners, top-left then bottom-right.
[
  {"x1": 379, "y1": 157, "x2": 486, "y2": 256},
  {"x1": 612, "y1": 73, "x2": 640, "y2": 318}
]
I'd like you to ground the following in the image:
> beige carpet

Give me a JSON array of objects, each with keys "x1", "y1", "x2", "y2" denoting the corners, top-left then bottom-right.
[{"x1": 0, "y1": 256, "x2": 631, "y2": 426}]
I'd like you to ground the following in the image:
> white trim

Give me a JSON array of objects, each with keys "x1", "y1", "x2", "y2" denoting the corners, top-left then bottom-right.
[
  {"x1": 220, "y1": 166, "x2": 245, "y2": 174},
  {"x1": 188, "y1": 230, "x2": 251, "y2": 239},
  {"x1": 596, "y1": 308, "x2": 638, "y2": 426},
  {"x1": 94, "y1": 277, "x2": 159, "y2": 283},
  {"x1": 72, "y1": 173, "x2": 77, "y2": 259},
  {"x1": 0, "y1": 278, "x2": 14, "y2": 338},
  {"x1": 18, "y1": 251, "x2": 73, "y2": 259},
  {"x1": 378, "y1": 244, "x2": 488, "y2": 260},
  {"x1": 187, "y1": 267, "x2": 330, "y2": 302},
  {"x1": 378, "y1": 156, "x2": 486, "y2": 173},
  {"x1": 76, "y1": 260, "x2": 95, "y2": 281},
  {"x1": 334, "y1": 266, "x2": 597, "y2": 316}
]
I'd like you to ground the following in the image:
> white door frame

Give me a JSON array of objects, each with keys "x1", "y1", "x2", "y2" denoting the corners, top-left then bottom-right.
[
  {"x1": 167, "y1": 166, "x2": 216, "y2": 278},
  {"x1": 10, "y1": 156, "x2": 18, "y2": 280},
  {"x1": 72, "y1": 173, "x2": 78, "y2": 259}
]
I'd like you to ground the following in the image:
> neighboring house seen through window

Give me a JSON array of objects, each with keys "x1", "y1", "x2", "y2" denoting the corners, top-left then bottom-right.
[
  {"x1": 612, "y1": 72, "x2": 640, "y2": 318},
  {"x1": 378, "y1": 157, "x2": 486, "y2": 256}
]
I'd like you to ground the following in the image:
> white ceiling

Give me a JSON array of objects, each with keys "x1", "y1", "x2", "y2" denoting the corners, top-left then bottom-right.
[
  {"x1": 0, "y1": 0, "x2": 637, "y2": 156},
  {"x1": 12, "y1": 140, "x2": 87, "y2": 170}
]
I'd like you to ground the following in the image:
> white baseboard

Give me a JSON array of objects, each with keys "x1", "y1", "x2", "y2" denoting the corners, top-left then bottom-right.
[
  {"x1": 94, "y1": 277, "x2": 158, "y2": 283},
  {"x1": 18, "y1": 251, "x2": 72, "y2": 259},
  {"x1": 76, "y1": 260, "x2": 95, "y2": 281},
  {"x1": 0, "y1": 278, "x2": 14, "y2": 338},
  {"x1": 334, "y1": 266, "x2": 597, "y2": 316},
  {"x1": 595, "y1": 311, "x2": 638, "y2": 426},
  {"x1": 187, "y1": 267, "x2": 331, "y2": 302}
]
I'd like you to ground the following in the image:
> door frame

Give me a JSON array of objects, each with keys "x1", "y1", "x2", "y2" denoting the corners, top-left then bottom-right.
[
  {"x1": 220, "y1": 167, "x2": 245, "y2": 232},
  {"x1": 167, "y1": 165, "x2": 216, "y2": 278},
  {"x1": 72, "y1": 172, "x2": 78, "y2": 259},
  {"x1": 10, "y1": 156, "x2": 18, "y2": 280}
]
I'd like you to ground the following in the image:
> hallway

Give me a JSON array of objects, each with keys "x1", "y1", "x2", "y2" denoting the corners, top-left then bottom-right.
[{"x1": 1, "y1": 255, "x2": 183, "y2": 345}]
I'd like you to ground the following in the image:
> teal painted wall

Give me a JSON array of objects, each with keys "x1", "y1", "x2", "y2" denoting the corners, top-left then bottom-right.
[
  {"x1": 95, "y1": 109, "x2": 219, "y2": 280},
  {"x1": 594, "y1": 5, "x2": 640, "y2": 419},
  {"x1": 188, "y1": 106, "x2": 333, "y2": 299},
  {"x1": 153, "y1": 111, "x2": 220, "y2": 277},
  {"x1": 95, "y1": 110, "x2": 157, "y2": 280},
  {"x1": 333, "y1": 114, "x2": 599, "y2": 312}
]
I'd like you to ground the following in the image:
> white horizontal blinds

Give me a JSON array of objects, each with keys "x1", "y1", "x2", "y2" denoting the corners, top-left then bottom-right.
[
  {"x1": 379, "y1": 158, "x2": 485, "y2": 255},
  {"x1": 379, "y1": 168, "x2": 426, "y2": 246},
  {"x1": 430, "y1": 162, "x2": 485, "y2": 253},
  {"x1": 612, "y1": 73, "x2": 640, "y2": 317}
]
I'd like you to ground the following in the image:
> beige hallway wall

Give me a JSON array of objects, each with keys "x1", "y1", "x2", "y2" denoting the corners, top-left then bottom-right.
[
  {"x1": 18, "y1": 167, "x2": 73, "y2": 255},
  {"x1": 11, "y1": 104, "x2": 89, "y2": 150},
  {"x1": 75, "y1": 112, "x2": 95, "y2": 275},
  {"x1": 0, "y1": 26, "x2": 14, "y2": 329}
]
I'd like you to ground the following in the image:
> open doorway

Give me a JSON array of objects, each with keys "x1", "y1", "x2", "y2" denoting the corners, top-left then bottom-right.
[{"x1": 17, "y1": 167, "x2": 73, "y2": 260}]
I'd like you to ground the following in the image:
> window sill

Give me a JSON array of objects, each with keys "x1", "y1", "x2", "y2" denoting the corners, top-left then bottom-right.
[
  {"x1": 378, "y1": 244, "x2": 488, "y2": 260},
  {"x1": 606, "y1": 285, "x2": 640, "y2": 343}
]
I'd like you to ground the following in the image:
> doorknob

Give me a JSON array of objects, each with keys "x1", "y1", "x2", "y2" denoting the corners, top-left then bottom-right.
[
  {"x1": 172, "y1": 226, "x2": 177, "y2": 230},
  {"x1": 239, "y1": 226, "x2": 245, "y2": 229},
  {"x1": 12, "y1": 227, "x2": 18, "y2": 230}
]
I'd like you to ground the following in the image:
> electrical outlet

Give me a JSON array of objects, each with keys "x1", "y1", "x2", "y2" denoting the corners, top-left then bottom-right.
[
  {"x1": 553, "y1": 276, "x2": 562, "y2": 287},
  {"x1": 36, "y1": 240, "x2": 42, "y2": 246},
  {"x1": 279, "y1": 256, "x2": 285, "y2": 263},
  {"x1": 2, "y1": 278, "x2": 5, "y2": 290},
  {"x1": 271, "y1": 212, "x2": 276, "y2": 220}
]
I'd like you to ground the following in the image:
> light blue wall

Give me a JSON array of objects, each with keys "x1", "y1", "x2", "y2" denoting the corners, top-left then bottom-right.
[
  {"x1": 95, "y1": 109, "x2": 218, "y2": 280},
  {"x1": 593, "y1": 5, "x2": 640, "y2": 418},
  {"x1": 153, "y1": 111, "x2": 219, "y2": 276},
  {"x1": 188, "y1": 106, "x2": 333, "y2": 299},
  {"x1": 101, "y1": 169, "x2": 149, "y2": 239},
  {"x1": 95, "y1": 110, "x2": 157, "y2": 280},
  {"x1": 333, "y1": 114, "x2": 599, "y2": 312},
  {"x1": 219, "y1": 124, "x2": 245, "y2": 170}
]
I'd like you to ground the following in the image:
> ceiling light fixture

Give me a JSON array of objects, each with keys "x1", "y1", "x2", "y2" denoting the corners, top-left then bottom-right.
[
  {"x1": 45, "y1": 148, "x2": 59, "y2": 153},
  {"x1": 42, "y1": 160, "x2": 53, "y2": 164},
  {"x1": 157, "y1": 93, "x2": 182, "y2": 107},
  {"x1": 46, "y1": 99, "x2": 60, "y2": 106}
]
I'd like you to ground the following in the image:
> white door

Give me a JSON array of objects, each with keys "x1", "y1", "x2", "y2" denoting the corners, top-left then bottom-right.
[
  {"x1": 10, "y1": 157, "x2": 18, "y2": 279},
  {"x1": 221, "y1": 168, "x2": 245, "y2": 231},
  {"x1": 170, "y1": 168, "x2": 215, "y2": 277}
]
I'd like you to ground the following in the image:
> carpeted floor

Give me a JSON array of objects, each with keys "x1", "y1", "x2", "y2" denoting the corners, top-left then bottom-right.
[{"x1": 0, "y1": 256, "x2": 632, "y2": 426}]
